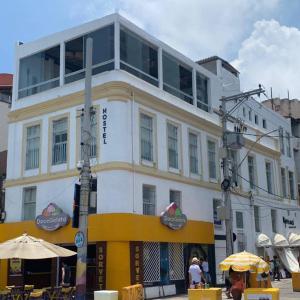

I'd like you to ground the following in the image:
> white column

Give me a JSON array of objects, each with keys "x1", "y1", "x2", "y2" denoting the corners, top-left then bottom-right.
[
  {"x1": 60, "y1": 42, "x2": 65, "y2": 86},
  {"x1": 114, "y1": 18, "x2": 120, "y2": 69},
  {"x1": 158, "y1": 47, "x2": 163, "y2": 89}
]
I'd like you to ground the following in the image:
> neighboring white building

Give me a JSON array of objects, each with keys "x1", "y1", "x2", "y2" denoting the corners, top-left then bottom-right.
[{"x1": 1, "y1": 13, "x2": 299, "y2": 295}]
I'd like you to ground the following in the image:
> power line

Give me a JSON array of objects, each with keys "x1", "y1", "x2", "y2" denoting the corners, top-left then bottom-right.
[{"x1": 236, "y1": 173, "x2": 300, "y2": 211}]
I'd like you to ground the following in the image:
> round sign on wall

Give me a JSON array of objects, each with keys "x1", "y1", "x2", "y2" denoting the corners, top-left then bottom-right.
[{"x1": 75, "y1": 231, "x2": 85, "y2": 248}]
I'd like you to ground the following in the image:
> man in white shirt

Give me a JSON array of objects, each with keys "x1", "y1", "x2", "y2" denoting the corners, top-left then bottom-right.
[{"x1": 188, "y1": 257, "x2": 206, "y2": 288}]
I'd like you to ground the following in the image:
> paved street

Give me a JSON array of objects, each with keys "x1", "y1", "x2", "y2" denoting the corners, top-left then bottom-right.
[{"x1": 155, "y1": 279, "x2": 299, "y2": 300}]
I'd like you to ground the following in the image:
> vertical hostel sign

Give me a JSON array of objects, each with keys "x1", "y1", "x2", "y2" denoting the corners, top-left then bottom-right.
[{"x1": 130, "y1": 242, "x2": 143, "y2": 284}]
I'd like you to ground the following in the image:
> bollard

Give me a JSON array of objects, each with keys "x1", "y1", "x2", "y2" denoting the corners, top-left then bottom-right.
[{"x1": 94, "y1": 290, "x2": 118, "y2": 300}]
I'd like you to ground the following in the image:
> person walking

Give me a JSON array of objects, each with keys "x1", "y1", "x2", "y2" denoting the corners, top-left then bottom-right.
[
  {"x1": 61, "y1": 262, "x2": 71, "y2": 287},
  {"x1": 272, "y1": 256, "x2": 280, "y2": 281},
  {"x1": 188, "y1": 257, "x2": 206, "y2": 288},
  {"x1": 201, "y1": 257, "x2": 211, "y2": 284}
]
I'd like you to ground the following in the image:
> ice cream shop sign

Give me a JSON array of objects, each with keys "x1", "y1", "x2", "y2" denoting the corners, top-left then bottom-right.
[
  {"x1": 36, "y1": 203, "x2": 70, "y2": 231},
  {"x1": 160, "y1": 202, "x2": 187, "y2": 230}
]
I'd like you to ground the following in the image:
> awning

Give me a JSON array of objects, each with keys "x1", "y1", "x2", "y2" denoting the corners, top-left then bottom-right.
[
  {"x1": 288, "y1": 232, "x2": 300, "y2": 247},
  {"x1": 256, "y1": 233, "x2": 272, "y2": 247},
  {"x1": 272, "y1": 233, "x2": 289, "y2": 247}
]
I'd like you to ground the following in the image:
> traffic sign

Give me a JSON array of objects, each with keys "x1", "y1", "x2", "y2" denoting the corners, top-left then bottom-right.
[{"x1": 75, "y1": 231, "x2": 84, "y2": 248}]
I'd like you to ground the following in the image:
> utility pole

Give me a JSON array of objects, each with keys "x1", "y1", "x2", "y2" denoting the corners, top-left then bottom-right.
[
  {"x1": 76, "y1": 37, "x2": 93, "y2": 300},
  {"x1": 220, "y1": 87, "x2": 264, "y2": 257},
  {"x1": 221, "y1": 98, "x2": 234, "y2": 257}
]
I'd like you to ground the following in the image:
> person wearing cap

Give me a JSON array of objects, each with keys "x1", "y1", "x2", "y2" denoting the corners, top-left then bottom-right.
[{"x1": 188, "y1": 257, "x2": 206, "y2": 288}]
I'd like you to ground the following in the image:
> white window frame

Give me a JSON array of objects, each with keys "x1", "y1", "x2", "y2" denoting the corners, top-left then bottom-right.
[
  {"x1": 140, "y1": 112, "x2": 156, "y2": 166},
  {"x1": 167, "y1": 121, "x2": 181, "y2": 172},
  {"x1": 25, "y1": 124, "x2": 40, "y2": 170},
  {"x1": 23, "y1": 187, "x2": 37, "y2": 221},
  {"x1": 213, "y1": 198, "x2": 223, "y2": 227},
  {"x1": 188, "y1": 130, "x2": 201, "y2": 176},
  {"x1": 281, "y1": 167, "x2": 287, "y2": 198},
  {"x1": 207, "y1": 138, "x2": 218, "y2": 181},
  {"x1": 236, "y1": 211, "x2": 244, "y2": 229},
  {"x1": 143, "y1": 185, "x2": 156, "y2": 215},
  {"x1": 265, "y1": 161, "x2": 273, "y2": 194},
  {"x1": 248, "y1": 155, "x2": 256, "y2": 191},
  {"x1": 52, "y1": 117, "x2": 68, "y2": 165},
  {"x1": 254, "y1": 205, "x2": 261, "y2": 233}
]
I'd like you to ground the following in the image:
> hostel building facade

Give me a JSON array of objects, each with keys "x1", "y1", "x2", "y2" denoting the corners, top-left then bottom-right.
[{"x1": 1, "y1": 13, "x2": 299, "y2": 297}]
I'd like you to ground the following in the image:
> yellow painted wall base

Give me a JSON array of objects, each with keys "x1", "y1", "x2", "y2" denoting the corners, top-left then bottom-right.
[
  {"x1": 292, "y1": 273, "x2": 300, "y2": 292},
  {"x1": 106, "y1": 242, "x2": 130, "y2": 299},
  {"x1": 188, "y1": 288, "x2": 222, "y2": 300},
  {"x1": 249, "y1": 273, "x2": 271, "y2": 288},
  {"x1": 244, "y1": 288, "x2": 279, "y2": 300},
  {"x1": 0, "y1": 260, "x2": 8, "y2": 289}
]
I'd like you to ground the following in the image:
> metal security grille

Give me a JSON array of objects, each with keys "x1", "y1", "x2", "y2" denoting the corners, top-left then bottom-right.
[
  {"x1": 143, "y1": 242, "x2": 160, "y2": 283},
  {"x1": 169, "y1": 243, "x2": 184, "y2": 280}
]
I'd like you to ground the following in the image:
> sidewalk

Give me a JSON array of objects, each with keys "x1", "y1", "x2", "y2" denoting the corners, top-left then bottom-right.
[{"x1": 154, "y1": 278, "x2": 299, "y2": 300}]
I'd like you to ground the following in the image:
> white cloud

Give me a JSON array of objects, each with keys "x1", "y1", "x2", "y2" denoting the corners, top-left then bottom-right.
[
  {"x1": 70, "y1": 0, "x2": 280, "y2": 60},
  {"x1": 232, "y1": 19, "x2": 300, "y2": 99}
]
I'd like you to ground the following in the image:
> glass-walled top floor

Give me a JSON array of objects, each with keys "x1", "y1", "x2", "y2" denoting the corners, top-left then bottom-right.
[{"x1": 17, "y1": 16, "x2": 211, "y2": 112}]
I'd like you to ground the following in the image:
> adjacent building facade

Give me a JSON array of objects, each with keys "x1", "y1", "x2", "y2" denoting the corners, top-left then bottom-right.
[
  {"x1": 1, "y1": 14, "x2": 299, "y2": 296},
  {"x1": 0, "y1": 73, "x2": 12, "y2": 224}
]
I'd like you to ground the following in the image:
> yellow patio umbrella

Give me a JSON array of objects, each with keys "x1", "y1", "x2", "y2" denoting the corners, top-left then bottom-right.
[
  {"x1": 0, "y1": 233, "x2": 76, "y2": 259},
  {"x1": 219, "y1": 251, "x2": 269, "y2": 273}
]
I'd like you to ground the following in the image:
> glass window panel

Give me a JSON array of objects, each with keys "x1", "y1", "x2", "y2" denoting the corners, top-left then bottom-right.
[
  {"x1": 18, "y1": 45, "x2": 60, "y2": 98},
  {"x1": 286, "y1": 132, "x2": 291, "y2": 157},
  {"x1": 140, "y1": 114, "x2": 153, "y2": 162},
  {"x1": 88, "y1": 25, "x2": 114, "y2": 66},
  {"x1": 143, "y1": 185, "x2": 156, "y2": 215},
  {"x1": 248, "y1": 156, "x2": 255, "y2": 189},
  {"x1": 26, "y1": 125, "x2": 40, "y2": 170},
  {"x1": 254, "y1": 205, "x2": 260, "y2": 232},
  {"x1": 196, "y1": 72, "x2": 208, "y2": 111},
  {"x1": 163, "y1": 52, "x2": 193, "y2": 104},
  {"x1": 168, "y1": 123, "x2": 179, "y2": 169},
  {"x1": 189, "y1": 132, "x2": 199, "y2": 174},
  {"x1": 265, "y1": 162, "x2": 273, "y2": 194},
  {"x1": 236, "y1": 211, "x2": 244, "y2": 229},
  {"x1": 271, "y1": 209, "x2": 277, "y2": 232},
  {"x1": 170, "y1": 190, "x2": 181, "y2": 208},
  {"x1": 281, "y1": 168, "x2": 287, "y2": 198},
  {"x1": 213, "y1": 198, "x2": 222, "y2": 226},
  {"x1": 208, "y1": 140, "x2": 216, "y2": 179},
  {"x1": 289, "y1": 171, "x2": 295, "y2": 199},
  {"x1": 120, "y1": 28, "x2": 158, "y2": 85},
  {"x1": 65, "y1": 37, "x2": 84, "y2": 74},
  {"x1": 64, "y1": 25, "x2": 114, "y2": 84},
  {"x1": 23, "y1": 187, "x2": 36, "y2": 221},
  {"x1": 52, "y1": 118, "x2": 68, "y2": 165}
]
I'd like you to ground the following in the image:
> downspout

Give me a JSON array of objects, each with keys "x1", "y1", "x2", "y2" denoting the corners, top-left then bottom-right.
[{"x1": 131, "y1": 88, "x2": 136, "y2": 213}]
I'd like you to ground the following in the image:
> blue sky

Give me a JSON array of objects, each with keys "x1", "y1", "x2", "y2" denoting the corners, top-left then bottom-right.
[{"x1": 1, "y1": 0, "x2": 300, "y2": 97}]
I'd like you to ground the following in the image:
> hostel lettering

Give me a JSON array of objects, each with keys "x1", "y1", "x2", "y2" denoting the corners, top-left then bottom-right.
[
  {"x1": 130, "y1": 242, "x2": 143, "y2": 284},
  {"x1": 102, "y1": 108, "x2": 108, "y2": 144},
  {"x1": 96, "y1": 242, "x2": 106, "y2": 290}
]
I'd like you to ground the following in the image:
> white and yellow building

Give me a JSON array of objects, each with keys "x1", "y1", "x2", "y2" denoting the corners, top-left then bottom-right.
[{"x1": 1, "y1": 13, "x2": 299, "y2": 297}]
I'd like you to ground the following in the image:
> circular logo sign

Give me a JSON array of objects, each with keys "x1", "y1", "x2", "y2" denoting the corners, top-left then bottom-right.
[{"x1": 75, "y1": 231, "x2": 85, "y2": 248}]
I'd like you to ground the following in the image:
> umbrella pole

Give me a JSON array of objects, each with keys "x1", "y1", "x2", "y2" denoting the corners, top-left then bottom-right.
[{"x1": 56, "y1": 257, "x2": 60, "y2": 286}]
